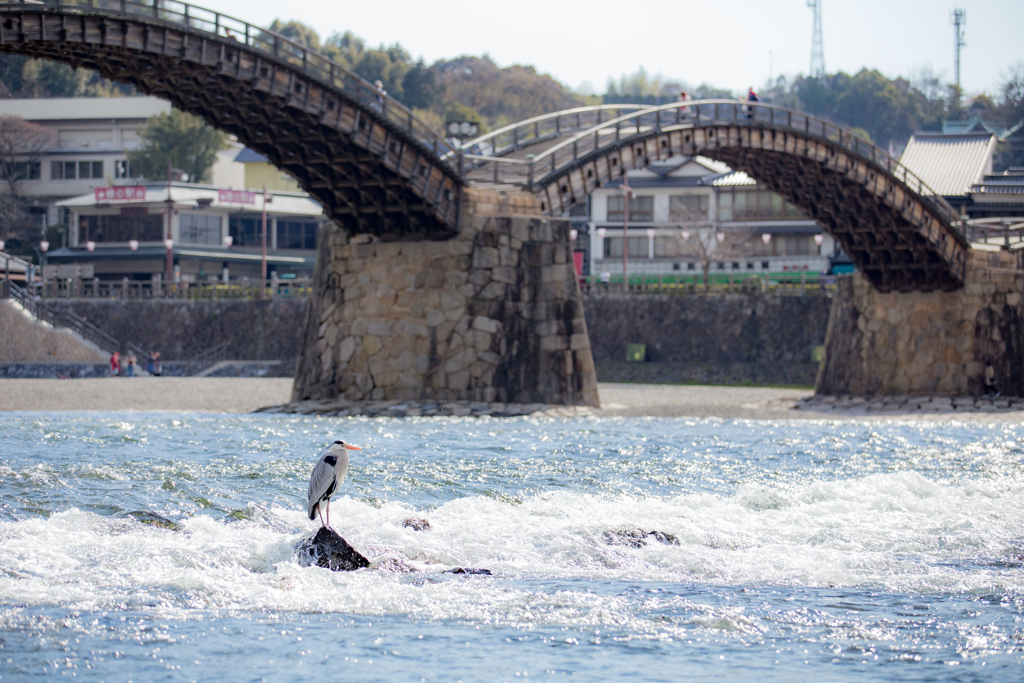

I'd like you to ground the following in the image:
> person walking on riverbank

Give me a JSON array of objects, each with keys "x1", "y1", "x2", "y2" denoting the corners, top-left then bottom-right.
[
  {"x1": 126, "y1": 351, "x2": 137, "y2": 377},
  {"x1": 109, "y1": 352, "x2": 120, "y2": 377}
]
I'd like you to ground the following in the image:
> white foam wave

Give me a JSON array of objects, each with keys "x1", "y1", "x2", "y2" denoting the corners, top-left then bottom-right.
[{"x1": 0, "y1": 470, "x2": 1021, "y2": 632}]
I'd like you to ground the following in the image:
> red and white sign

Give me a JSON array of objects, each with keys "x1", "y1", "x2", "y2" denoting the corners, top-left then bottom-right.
[
  {"x1": 218, "y1": 189, "x2": 257, "y2": 204},
  {"x1": 95, "y1": 186, "x2": 146, "y2": 202}
]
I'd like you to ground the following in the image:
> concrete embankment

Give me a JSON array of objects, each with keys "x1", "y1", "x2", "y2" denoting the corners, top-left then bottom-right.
[{"x1": 42, "y1": 298, "x2": 309, "y2": 364}]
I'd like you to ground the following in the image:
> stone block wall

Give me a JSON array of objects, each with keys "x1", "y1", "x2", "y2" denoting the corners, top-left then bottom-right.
[
  {"x1": 292, "y1": 188, "x2": 599, "y2": 406},
  {"x1": 586, "y1": 294, "x2": 803, "y2": 364},
  {"x1": 816, "y1": 250, "x2": 1024, "y2": 396}
]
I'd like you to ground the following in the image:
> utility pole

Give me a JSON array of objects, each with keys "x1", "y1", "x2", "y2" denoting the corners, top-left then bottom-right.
[
  {"x1": 261, "y1": 183, "x2": 268, "y2": 297},
  {"x1": 950, "y1": 8, "x2": 966, "y2": 90},
  {"x1": 807, "y1": 0, "x2": 825, "y2": 78},
  {"x1": 621, "y1": 176, "x2": 631, "y2": 290}
]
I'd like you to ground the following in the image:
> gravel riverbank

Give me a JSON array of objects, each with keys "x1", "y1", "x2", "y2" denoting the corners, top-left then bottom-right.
[{"x1": 1, "y1": 378, "x2": 1022, "y2": 421}]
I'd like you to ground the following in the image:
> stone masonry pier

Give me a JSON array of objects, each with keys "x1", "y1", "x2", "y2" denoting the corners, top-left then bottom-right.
[
  {"x1": 817, "y1": 250, "x2": 1024, "y2": 396},
  {"x1": 292, "y1": 188, "x2": 599, "y2": 406}
]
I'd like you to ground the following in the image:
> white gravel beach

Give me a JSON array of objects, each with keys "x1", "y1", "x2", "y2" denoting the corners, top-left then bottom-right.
[
  {"x1": 0, "y1": 378, "x2": 809, "y2": 416},
  {"x1": 2, "y1": 378, "x2": 1022, "y2": 421}
]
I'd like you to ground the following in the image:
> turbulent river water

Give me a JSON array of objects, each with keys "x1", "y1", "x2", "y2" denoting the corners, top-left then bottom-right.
[{"x1": 0, "y1": 412, "x2": 1022, "y2": 682}]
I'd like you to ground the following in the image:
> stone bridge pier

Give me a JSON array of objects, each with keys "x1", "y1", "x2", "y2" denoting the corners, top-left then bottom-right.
[
  {"x1": 817, "y1": 250, "x2": 1024, "y2": 396},
  {"x1": 292, "y1": 188, "x2": 599, "y2": 407}
]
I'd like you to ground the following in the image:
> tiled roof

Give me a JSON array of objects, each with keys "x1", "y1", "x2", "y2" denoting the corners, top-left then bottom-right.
[
  {"x1": 234, "y1": 148, "x2": 270, "y2": 163},
  {"x1": 899, "y1": 132, "x2": 996, "y2": 196},
  {"x1": 603, "y1": 177, "x2": 708, "y2": 189},
  {"x1": 709, "y1": 170, "x2": 757, "y2": 186},
  {"x1": 55, "y1": 181, "x2": 322, "y2": 215}
]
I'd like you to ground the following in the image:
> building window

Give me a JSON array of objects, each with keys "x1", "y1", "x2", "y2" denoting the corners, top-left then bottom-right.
[
  {"x1": 278, "y1": 220, "x2": 318, "y2": 249},
  {"x1": 78, "y1": 213, "x2": 163, "y2": 243},
  {"x1": 717, "y1": 190, "x2": 806, "y2": 221},
  {"x1": 0, "y1": 161, "x2": 40, "y2": 180},
  {"x1": 81, "y1": 161, "x2": 103, "y2": 179},
  {"x1": 180, "y1": 214, "x2": 221, "y2": 244},
  {"x1": 52, "y1": 160, "x2": 103, "y2": 180},
  {"x1": 229, "y1": 216, "x2": 263, "y2": 246},
  {"x1": 768, "y1": 234, "x2": 816, "y2": 256},
  {"x1": 114, "y1": 160, "x2": 134, "y2": 179},
  {"x1": 607, "y1": 195, "x2": 654, "y2": 222},
  {"x1": 602, "y1": 236, "x2": 648, "y2": 258},
  {"x1": 654, "y1": 235, "x2": 691, "y2": 258},
  {"x1": 669, "y1": 194, "x2": 709, "y2": 221}
]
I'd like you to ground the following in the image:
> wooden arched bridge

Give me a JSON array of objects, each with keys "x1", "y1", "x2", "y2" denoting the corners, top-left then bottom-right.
[
  {"x1": 454, "y1": 102, "x2": 969, "y2": 292},
  {"x1": 0, "y1": 0, "x2": 462, "y2": 240},
  {"x1": 0, "y1": 0, "x2": 967, "y2": 291}
]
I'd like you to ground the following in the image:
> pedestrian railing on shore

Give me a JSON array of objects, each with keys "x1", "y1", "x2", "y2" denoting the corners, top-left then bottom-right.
[
  {"x1": 579, "y1": 273, "x2": 837, "y2": 296},
  {"x1": 28, "y1": 278, "x2": 314, "y2": 300},
  {"x1": 2, "y1": 281, "x2": 121, "y2": 352}
]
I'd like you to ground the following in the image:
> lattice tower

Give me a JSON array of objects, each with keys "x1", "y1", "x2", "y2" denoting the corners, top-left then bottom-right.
[
  {"x1": 807, "y1": 0, "x2": 825, "y2": 78},
  {"x1": 950, "y1": 8, "x2": 966, "y2": 89}
]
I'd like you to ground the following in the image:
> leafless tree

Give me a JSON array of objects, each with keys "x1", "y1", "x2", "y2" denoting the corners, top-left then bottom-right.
[
  {"x1": 0, "y1": 115, "x2": 55, "y2": 250},
  {"x1": 664, "y1": 200, "x2": 759, "y2": 289}
]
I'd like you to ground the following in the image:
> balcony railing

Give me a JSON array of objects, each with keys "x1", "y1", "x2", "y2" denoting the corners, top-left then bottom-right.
[
  {"x1": 579, "y1": 272, "x2": 836, "y2": 296},
  {"x1": 30, "y1": 277, "x2": 313, "y2": 300}
]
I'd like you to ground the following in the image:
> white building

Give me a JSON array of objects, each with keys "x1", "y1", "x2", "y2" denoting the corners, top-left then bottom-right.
[
  {"x1": 582, "y1": 156, "x2": 836, "y2": 279},
  {"x1": 0, "y1": 97, "x2": 245, "y2": 228},
  {"x1": 47, "y1": 182, "x2": 324, "y2": 281}
]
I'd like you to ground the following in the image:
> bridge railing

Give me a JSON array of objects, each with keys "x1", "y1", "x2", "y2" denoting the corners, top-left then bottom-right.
[
  {"x1": 461, "y1": 99, "x2": 965, "y2": 234},
  {"x1": 2, "y1": 0, "x2": 459, "y2": 162},
  {"x1": 445, "y1": 105, "x2": 650, "y2": 161},
  {"x1": 965, "y1": 217, "x2": 1024, "y2": 251}
]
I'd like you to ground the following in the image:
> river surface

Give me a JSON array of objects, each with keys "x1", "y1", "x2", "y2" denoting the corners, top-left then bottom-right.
[{"x1": 0, "y1": 412, "x2": 1022, "y2": 682}]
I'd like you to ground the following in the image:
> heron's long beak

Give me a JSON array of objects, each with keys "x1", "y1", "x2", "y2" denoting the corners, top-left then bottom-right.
[{"x1": 346, "y1": 445, "x2": 362, "y2": 450}]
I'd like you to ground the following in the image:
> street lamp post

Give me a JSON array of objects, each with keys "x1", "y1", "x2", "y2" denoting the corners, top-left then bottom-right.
[
  {"x1": 165, "y1": 163, "x2": 173, "y2": 287},
  {"x1": 37, "y1": 240, "x2": 49, "y2": 297}
]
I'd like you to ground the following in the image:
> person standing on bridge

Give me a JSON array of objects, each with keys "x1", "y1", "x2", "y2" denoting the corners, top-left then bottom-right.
[
  {"x1": 746, "y1": 86, "x2": 759, "y2": 119},
  {"x1": 678, "y1": 91, "x2": 691, "y2": 119},
  {"x1": 373, "y1": 80, "x2": 386, "y2": 113}
]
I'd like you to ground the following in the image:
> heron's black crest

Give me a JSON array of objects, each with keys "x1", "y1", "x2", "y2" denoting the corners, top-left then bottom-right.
[{"x1": 324, "y1": 455, "x2": 338, "y2": 467}]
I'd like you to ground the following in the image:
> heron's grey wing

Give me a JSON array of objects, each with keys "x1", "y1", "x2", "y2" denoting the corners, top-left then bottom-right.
[{"x1": 307, "y1": 458, "x2": 335, "y2": 519}]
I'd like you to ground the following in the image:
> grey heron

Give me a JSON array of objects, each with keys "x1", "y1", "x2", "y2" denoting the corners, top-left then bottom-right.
[{"x1": 307, "y1": 440, "x2": 361, "y2": 528}]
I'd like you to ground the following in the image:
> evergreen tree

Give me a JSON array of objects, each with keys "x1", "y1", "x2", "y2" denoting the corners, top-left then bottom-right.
[{"x1": 127, "y1": 110, "x2": 227, "y2": 183}]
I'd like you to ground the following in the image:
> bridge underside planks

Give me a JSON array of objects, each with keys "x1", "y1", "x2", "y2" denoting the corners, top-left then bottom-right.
[
  {"x1": 532, "y1": 124, "x2": 967, "y2": 292},
  {"x1": 0, "y1": 8, "x2": 459, "y2": 240}
]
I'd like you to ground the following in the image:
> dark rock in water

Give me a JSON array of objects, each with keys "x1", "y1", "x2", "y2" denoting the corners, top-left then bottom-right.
[
  {"x1": 402, "y1": 518, "x2": 431, "y2": 531},
  {"x1": 125, "y1": 511, "x2": 180, "y2": 531},
  {"x1": 444, "y1": 567, "x2": 492, "y2": 575},
  {"x1": 295, "y1": 527, "x2": 370, "y2": 571},
  {"x1": 648, "y1": 530, "x2": 680, "y2": 546},
  {"x1": 602, "y1": 528, "x2": 679, "y2": 548}
]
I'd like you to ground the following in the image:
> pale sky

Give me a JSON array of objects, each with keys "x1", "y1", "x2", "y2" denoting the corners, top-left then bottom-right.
[{"x1": 203, "y1": 0, "x2": 1023, "y2": 99}]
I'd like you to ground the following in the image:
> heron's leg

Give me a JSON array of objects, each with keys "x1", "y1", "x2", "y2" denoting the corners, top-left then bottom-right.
[
  {"x1": 317, "y1": 504, "x2": 326, "y2": 528},
  {"x1": 325, "y1": 498, "x2": 331, "y2": 529}
]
